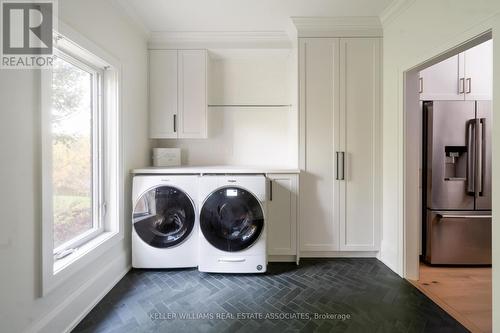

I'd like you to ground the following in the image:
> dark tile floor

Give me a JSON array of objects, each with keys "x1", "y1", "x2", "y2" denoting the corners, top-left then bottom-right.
[{"x1": 73, "y1": 259, "x2": 468, "y2": 333}]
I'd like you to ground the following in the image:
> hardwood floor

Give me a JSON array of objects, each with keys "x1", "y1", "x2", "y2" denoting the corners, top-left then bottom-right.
[{"x1": 410, "y1": 262, "x2": 492, "y2": 333}]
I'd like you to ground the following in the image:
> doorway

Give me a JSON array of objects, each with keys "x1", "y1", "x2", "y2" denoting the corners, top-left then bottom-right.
[{"x1": 403, "y1": 31, "x2": 493, "y2": 333}]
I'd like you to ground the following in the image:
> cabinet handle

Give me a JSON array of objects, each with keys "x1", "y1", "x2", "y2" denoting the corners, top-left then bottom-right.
[
  {"x1": 459, "y1": 78, "x2": 465, "y2": 94},
  {"x1": 418, "y1": 77, "x2": 423, "y2": 93},
  {"x1": 269, "y1": 180, "x2": 273, "y2": 201},
  {"x1": 466, "y1": 78, "x2": 472, "y2": 94},
  {"x1": 173, "y1": 114, "x2": 177, "y2": 132},
  {"x1": 336, "y1": 152, "x2": 345, "y2": 181},
  {"x1": 340, "y1": 152, "x2": 345, "y2": 180},
  {"x1": 336, "y1": 152, "x2": 340, "y2": 180}
]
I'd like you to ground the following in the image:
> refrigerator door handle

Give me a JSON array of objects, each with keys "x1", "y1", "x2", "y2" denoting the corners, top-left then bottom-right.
[
  {"x1": 475, "y1": 118, "x2": 482, "y2": 197},
  {"x1": 478, "y1": 118, "x2": 486, "y2": 196},
  {"x1": 466, "y1": 120, "x2": 475, "y2": 195},
  {"x1": 437, "y1": 213, "x2": 492, "y2": 219}
]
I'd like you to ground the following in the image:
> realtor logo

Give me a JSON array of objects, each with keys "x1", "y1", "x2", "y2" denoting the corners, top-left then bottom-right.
[{"x1": 1, "y1": 0, "x2": 56, "y2": 68}]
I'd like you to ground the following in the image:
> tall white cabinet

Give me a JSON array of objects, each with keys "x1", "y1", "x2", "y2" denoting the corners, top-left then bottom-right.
[
  {"x1": 299, "y1": 37, "x2": 381, "y2": 254},
  {"x1": 339, "y1": 38, "x2": 381, "y2": 251},
  {"x1": 149, "y1": 49, "x2": 207, "y2": 139}
]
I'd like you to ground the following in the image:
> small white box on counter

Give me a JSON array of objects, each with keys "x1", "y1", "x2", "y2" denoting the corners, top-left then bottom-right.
[{"x1": 152, "y1": 148, "x2": 181, "y2": 167}]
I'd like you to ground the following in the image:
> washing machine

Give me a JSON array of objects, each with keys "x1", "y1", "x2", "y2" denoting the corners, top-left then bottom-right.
[
  {"x1": 198, "y1": 175, "x2": 267, "y2": 273},
  {"x1": 132, "y1": 175, "x2": 198, "y2": 268}
]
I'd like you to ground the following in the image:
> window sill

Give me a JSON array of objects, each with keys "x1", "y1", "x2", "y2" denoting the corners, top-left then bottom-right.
[
  {"x1": 54, "y1": 231, "x2": 119, "y2": 274},
  {"x1": 43, "y1": 227, "x2": 123, "y2": 296}
]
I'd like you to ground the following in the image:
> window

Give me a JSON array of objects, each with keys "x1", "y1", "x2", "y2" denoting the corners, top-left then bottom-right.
[
  {"x1": 42, "y1": 29, "x2": 122, "y2": 295},
  {"x1": 51, "y1": 50, "x2": 104, "y2": 256}
]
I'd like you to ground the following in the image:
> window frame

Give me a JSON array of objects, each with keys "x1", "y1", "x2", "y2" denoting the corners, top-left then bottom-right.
[
  {"x1": 41, "y1": 22, "x2": 123, "y2": 296},
  {"x1": 51, "y1": 49, "x2": 105, "y2": 257}
]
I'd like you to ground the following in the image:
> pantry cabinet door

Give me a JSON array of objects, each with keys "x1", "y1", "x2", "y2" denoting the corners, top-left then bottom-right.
[
  {"x1": 339, "y1": 38, "x2": 381, "y2": 251},
  {"x1": 464, "y1": 39, "x2": 493, "y2": 101},
  {"x1": 298, "y1": 38, "x2": 340, "y2": 252},
  {"x1": 419, "y1": 54, "x2": 463, "y2": 101},
  {"x1": 267, "y1": 174, "x2": 298, "y2": 256},
  {"x1": 178, "y1": 50, "x2": 208, "y2": 139},
  {"x1": 149, "y1": 50, "x2": 178, "y2": 138}
]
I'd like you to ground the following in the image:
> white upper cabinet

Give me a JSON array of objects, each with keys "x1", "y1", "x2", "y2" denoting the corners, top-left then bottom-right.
[
  {"x1": 419, "y1": 54, "x2": 462, "y2": 101},
  {"x1": 267, "y1": 174, "x2": 298, "y2": 256},
  {"x1": 149, "y1": 49, "x2": 207, "y2": 139},
  {"x1": 178, "y1": 50, "x2": 208, "y2": 138},
  {"x1": 339, "y1": 38, "x2": 381, "y2": 251},
  {"x1": 149, "y1": 50, "x2": 178, "y2": 138},
  {"x1": 464, "y1": 39, "x2": 492, "y2": 100},
  {"x1": 419, "y1": 39, "x2": 492, "y2": 101}
]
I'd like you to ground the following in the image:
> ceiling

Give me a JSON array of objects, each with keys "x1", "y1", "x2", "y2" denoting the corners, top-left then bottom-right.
[{"x1": 118, "y1": 0, "x2": 394, "y2": 33}]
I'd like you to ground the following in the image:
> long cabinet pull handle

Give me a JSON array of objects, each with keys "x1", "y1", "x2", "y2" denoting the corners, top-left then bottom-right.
[
  {"x1": 459, "y1": 78, "x2": 465, "y2": 94},
  {"x1": 269, "y1": 180, "x2": 273, "y2": 201},
  {"x1": 335, "y1": 152, "x2": 345, "y2": 180},
  {"x1": 173, "y1": 114, "x2": 177, "y2": 132},
  {"x1": 419, "y1": 77, "x2": 423, "y2": 93},
  {"x1": 336, "y1": 152, "x2": 339, "y2": 180},
  {"x1": 341, "y1": 152, "x2": 345, "y2": 180},
  {"x1": 466, "y1": 78, "x2": 472, "y2": 94}
]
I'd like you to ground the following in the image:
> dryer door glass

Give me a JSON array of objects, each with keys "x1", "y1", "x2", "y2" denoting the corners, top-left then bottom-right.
[
  {"x1": 200, "y1": 187, "x2": 264, "y2": 252},
  {"x1": 133, "y1": 186, "x2": 195, "y2": 248}
]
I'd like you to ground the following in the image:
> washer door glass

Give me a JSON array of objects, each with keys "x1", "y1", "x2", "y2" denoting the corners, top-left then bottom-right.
[
  {"x1": 133, "y1": 186, "x2": 195, "y2": 248},
  {"x1": 200, "y1": 187, "x2": 264, "y2": 252}
]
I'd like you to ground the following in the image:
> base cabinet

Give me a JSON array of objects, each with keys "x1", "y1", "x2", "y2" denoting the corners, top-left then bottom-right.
[{"x1": 267, "y1": 174, "x2": 298, "y2": 256}]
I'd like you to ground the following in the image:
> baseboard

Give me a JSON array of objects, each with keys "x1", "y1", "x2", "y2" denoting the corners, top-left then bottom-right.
[
  {"x1": 378, "y1": 242, "x2": 402, "y2": 276},
  {"x1": 299, "y1": 251, "x2": 379, "y2": 258},
  {"x1": 64, "y1": 264, "x2": 131, "y2": 333},
  {"x1": 268, "y1": 255, "x2": 296, "y2": 262},
  {"x1": 25, "y1": 255, "x2": 131, "y2": 333}
]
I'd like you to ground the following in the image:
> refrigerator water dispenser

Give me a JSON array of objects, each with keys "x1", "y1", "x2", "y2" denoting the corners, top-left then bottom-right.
[{"x1": 444, "y1": 146, "x2": 467, "y2": 181}]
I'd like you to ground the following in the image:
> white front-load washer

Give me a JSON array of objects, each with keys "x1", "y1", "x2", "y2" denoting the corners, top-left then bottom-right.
[
  {"x1": 198, "y1": 175, "x2": 267, "y2": 273},
  {"x1": 132, "y1": 175, "x2": 198, "y2": 268}
]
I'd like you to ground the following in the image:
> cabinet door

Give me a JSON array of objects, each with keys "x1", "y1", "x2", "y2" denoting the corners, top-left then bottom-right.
[
  {"x1": 178, "y1": 50, "x2": 207, "y2": 138},
  {"x1": 267, "y1": 174, "x2": 298, "y2": 255},
  {"x1": 299, "y1": 38, "x2": 340, "y2": 251},
  {"x1": 464, "y1": 39, "x2": 492, "y2": 101},
  {"x1": 149, "y1": 50, "x2": 178, "y2": 138},
  {"x1": 339, "y1": 38, "x2": 381, "y2": 251},
  {"x1": 419, "y1": 54, "x2": 463, "y2": 101}
]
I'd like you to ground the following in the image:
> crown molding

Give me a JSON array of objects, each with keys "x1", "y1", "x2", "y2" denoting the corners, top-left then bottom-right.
[
  {"x1": 107, "y1": 0, "x2": 151, "y2": 39},
  {"x1": 148, "y1": 31, "x2": 292, "y2": 49},
  {"x1": 290, "y1": 16, "x2": 382, "y2": 38},
  {"x1": 379, "y1": 0, "x2": 416, "y2": 27}
]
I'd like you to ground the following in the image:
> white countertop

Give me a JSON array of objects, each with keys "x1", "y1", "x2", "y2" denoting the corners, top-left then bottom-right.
[{"x1": 131, "y1": 165, "x2": 300, "y2": 175}]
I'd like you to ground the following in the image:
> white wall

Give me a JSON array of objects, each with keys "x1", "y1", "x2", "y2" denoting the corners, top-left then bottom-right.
[
  {"x1": 158, "y1": 107, "x2": 297, "y2": 168},
  {"x1": 381, "y1": 1, "x2": 500, "y2": 331},
  {"x1": 156, "y1": 50, "x2": 298, "y2": 168},
  {"x1": 0, "y1": 0, "x2": 149, "y2": 332}
]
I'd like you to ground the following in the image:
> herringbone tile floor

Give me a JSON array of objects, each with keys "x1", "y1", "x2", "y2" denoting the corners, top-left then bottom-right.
[{"x1": 73, "y1": 259, "x2": 468, "y2": 333}]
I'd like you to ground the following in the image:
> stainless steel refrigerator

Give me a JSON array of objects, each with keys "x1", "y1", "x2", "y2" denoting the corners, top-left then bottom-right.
[{"x1": 423, "y1": 100, "x2": 492, "y2": 265}]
